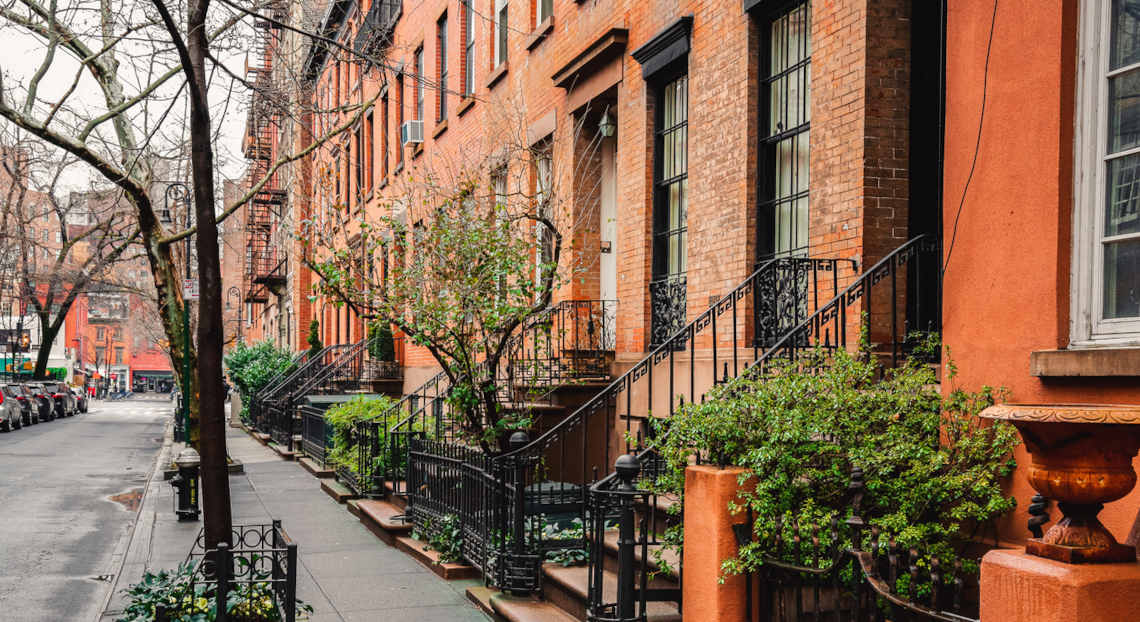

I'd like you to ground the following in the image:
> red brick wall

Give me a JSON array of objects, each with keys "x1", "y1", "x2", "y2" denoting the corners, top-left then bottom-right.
[{"x1": 301, "y1": 0, "x2": 916, "y2": 370}]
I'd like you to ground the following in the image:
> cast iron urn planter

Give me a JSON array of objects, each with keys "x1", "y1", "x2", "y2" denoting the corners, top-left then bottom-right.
[{"x1": 981, "y1": 403, "x2": 1140, "y2": 564}]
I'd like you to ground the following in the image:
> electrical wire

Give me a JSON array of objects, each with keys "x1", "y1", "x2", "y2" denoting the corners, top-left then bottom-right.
[{"x1": 942, "y1": 0, "x2": 998, "y2": 278}]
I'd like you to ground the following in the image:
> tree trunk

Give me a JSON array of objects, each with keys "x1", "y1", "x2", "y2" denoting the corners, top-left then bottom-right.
[
  {"x1": 185, "y1": 0, "x2": 232, "y2": 551},
  {"x1": 32, "y1": 313, "x2": 58, "y2": 379}
]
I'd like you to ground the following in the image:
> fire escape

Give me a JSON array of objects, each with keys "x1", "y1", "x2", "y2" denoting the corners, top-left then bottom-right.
[{"x1": 243, "y1": 3, "x2": 287, "y2": 304}]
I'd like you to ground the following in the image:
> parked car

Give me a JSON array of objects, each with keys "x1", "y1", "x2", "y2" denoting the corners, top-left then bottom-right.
[
  {"x1": 41, "y1": 382, "x2": 76, "y2": 418},
  {"x1": 71, "y1": 386, "x2": 88, "y2": 413},
  {"x1": 23, "y1": 384, "x2": 54, "y2": 421},
  {"x1": 3, "y1": 384, "x2": 37, "y2": 426},
  {"x1": 0, "y1": 384, "x2": 21, "y2": 431}
]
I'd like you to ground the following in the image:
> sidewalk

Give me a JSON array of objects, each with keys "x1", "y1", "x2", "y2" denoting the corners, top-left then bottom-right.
[{"x1": 100, "y1": 410, "x2": 490, "y2": 622}]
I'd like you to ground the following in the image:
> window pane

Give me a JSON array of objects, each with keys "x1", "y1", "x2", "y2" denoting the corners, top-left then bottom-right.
[
  {"x1": 1107, "y1": 152, "x2": 1140, "y2": 236},
  {"x1": 1103, "y1": 238, "x2": 1140, "y2": 318},
  {"x1": 1112, "y1": 0, "x2": 1140, "y2": 70},
  {"x1": 1110, "y1": 69, "x2": 1140, "y2": 154}
]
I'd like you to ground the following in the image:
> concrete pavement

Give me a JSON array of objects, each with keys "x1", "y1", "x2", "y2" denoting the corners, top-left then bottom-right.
[
  {"x1": 0, "y1": 396, "x2": 169, "y2": 622},
  {"x1": 99, "y1": 403, "x2": 491, "y2": 622}
]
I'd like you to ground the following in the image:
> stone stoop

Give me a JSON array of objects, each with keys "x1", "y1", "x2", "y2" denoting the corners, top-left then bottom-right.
[
  {"x1": 267, "y1": 442, "x2": 295, "y2": 461},
  {"x1": 347, "y1": 499, "x2": 411, "y2": 546},
  {"x1": 297, "y1": 456, "x2": 334, "y2": 478},
  {"x1": 319, "y1": 479, "x2": 358, "y2": 503},
  {"x1": 393, "y1": 535, "x2": 480, "y2": 580},
  {"x1": 252, "y1": 432, "x2": 271, "y2": 445},
  {"x1": 542, "y1": 563, "x2": 681, "y2": 622},
  {"x1": 466, "y1": 586, "x2": 579, "y2": 622}
]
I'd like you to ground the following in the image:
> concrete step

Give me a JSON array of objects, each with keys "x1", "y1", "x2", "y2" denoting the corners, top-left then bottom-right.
[
  {"x1": 393, "y1": 535, "x2": 480, "y2": 581},
  {"x1": 267, "y1": 441, "x2": 295, "y2": 461},
  {"x1": 486, "y1": 590, "x2": 579, "y2": 622},
  {"x1": 348, "y1": 499, "x2": 411, "y2": 546},
  {"x1": 297, "y1": 456, "x2": 334, "y2": 478},
  {"x1": 320, "y1": 479, "x2": 358, "y2": 504},
  {"x1": 600, "y1": 530, "x2": 679, "y2": 581},
  {"x1": 541, "y1": 563, "x2": 680, "y2": 622}
]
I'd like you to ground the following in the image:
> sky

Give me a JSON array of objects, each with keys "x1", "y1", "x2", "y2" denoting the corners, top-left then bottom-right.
[{"x1": 2, "y1": 2, "x2": 254, "y2": 195}]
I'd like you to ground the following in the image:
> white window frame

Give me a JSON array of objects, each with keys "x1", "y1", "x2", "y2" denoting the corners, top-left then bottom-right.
[
  {"x1": 535, "y1": 0, "x2": 552, "y2": 28},
  {"x1": 494, "y1": 0, "x2": 508, "y2": 67},
  {"x1": 1073, "y1": 0, "x2": 1140, "y2": 346}
]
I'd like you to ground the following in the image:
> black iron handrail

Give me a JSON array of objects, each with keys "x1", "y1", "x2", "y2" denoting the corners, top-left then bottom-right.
[
  {"x1": 584, "y1": 235, "x2": 942, "y2": 618},
  {"x1": 248, "y1": 350, "x2": 307, "y2": 430}
]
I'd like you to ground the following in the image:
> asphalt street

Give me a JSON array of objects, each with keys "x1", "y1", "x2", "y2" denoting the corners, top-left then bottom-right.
[{"x1": 0, "y1": 395, "x2": 170, "y2": 622}]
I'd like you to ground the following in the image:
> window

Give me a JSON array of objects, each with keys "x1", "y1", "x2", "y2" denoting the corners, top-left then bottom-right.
[
  {"x1": 649, "y1": 71, "x2": 689, "y2": 346},
  {"x1": 55, "y1": 231, "x2": 61, "y2": 243},
  {"x1": 355, "y1": 125, "x2": 365, "y2": 200},
  {"x1": 395, "y1": 73, "x2": 405, "y2": 167},
  {"x1": 113, "y1": 327, "x2": 122, "y2": 340},
  {"x1": 1074, "y1": 0, "x2": 1140, "y2": 344},
  {"x1": 495, "y1": 0, "x2": 508, "y2": 67},
  {"x1": 533, "y1": 143, "x2": 553, "y2": 299},
  {"x1": 535, "y1": 0, "x2": 552, "y2": 27},
  {"x1": 365, "y1": 111, "x2": 375, "y2": 190},
  {"x1": 114, "y1": 347, "x2": 123, "y2": 365},
  {"x1": 41, "y1": 229, "x2": 47, "y2": 241},
  {"x1": 438, "y1": 13, "x2": 449, "y2": 122},
  {"x1": 96, "y1": 327, "x2": 105, "y2": 341},
  {"x1": 758, "y1": 0, "x2": 811, "y2": 258},
  {"x1": 463, "y1": 0, "x2": 475, "y2": 96},
  {"x1": 381, "y1": 94, "x2": 390, "y2": 178},
  {"x1": 95, "y1": 346, "x2": 105, "y2": 365},
  {"x1": 334, "y1": 155, "x2": 342, "y2": 206},
  {"x1": 415, "y1": 46, "x2": 425, "y2": 122}
]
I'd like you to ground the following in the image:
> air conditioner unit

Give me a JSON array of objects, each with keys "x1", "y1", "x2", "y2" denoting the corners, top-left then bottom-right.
[{"x1": 400, "y1": 120, "x2": 424, "y2": 146}]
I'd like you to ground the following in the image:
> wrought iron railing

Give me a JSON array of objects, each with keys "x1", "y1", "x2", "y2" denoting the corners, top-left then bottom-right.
[
  {"x1": 507, "y1": 300, "x2": 617, "y2": 386},
  {"x1": 299, "y1": 404, "x2": 332, "y2": 466},
  {"x1": 159, "y1": 522, "x2": 299, "y2": 622},
  {"x1": 252, "y1": 346, "x2": 337, "y2": 432},
  {"x1": 648, "y1": 274, "x2": 686, "y2": 348},
  {"x1": 261, "y1": 342, "x2": 360, "y2": 448},
  {"x1": 291, "y1": 334, "x2": 403, "y2": 401},
  {"x1": 584, "y1": 235, "x2": 942, "y2": 616},
  {"x1": 484, "y1": 256, "x2": 848, "y2": 592}
]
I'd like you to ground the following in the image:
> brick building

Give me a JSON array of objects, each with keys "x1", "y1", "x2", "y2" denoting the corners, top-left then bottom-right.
[{"x1": 279, "y1": 0, "x2": 939, "y2": 382}]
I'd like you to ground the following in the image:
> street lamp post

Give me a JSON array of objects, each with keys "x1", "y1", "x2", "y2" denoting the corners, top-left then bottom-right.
[
  {"x1": 226, "y1": 286, "x2": 243, "y2": 344},
  {"x1": 164, "y1": 183, "x2": 192, "y2": 442}
]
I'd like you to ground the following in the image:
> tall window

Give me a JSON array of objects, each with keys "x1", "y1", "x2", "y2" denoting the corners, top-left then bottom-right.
[
  {"x1": 381, "y1": 94, "x2": 390, "y2": 178},
  {"x1": 415, "y1": 46, "x2": 425, "y2": 122},
  {"x1": 438, "y1": 13, "x2": 449, "y2": 122},
  {"x1": 534, "y1": 143, "x2": 553, "y2": 299},
  {"x1": 355, "y1": 125, "x2": 364, "y2": 200},
  {"x1": 96, "y1": 327, "x2": 105, "y2": 341},
  {"x1": 395, "y1": 73, "x2": 405, "y2": 168},
  {"x1": 365, "y1": 111, "x2": 374, "y2": 190},
  {"x1": 535, "y1": 0, "x2": 552, "y2": 27},
  {"x1": 650, "y1": 71, "x2": 689, "y2": 346},
  {"x1": 759, "y1": 0, "x2": 811, "y2": 258},
  {"x1": 463, "y1": 0, "x2": 475, "y2": 96},
  {"x1": 1075, "y1": 0, "x2": 1140, "y2": 343},
  {"x1": 494, "y1": 0, "x2": 508, "y2": 67}
]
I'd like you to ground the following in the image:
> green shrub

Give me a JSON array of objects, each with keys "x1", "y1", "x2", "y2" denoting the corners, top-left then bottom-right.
[
  {"x1": 324, "y1": 395, "x2": 397, "y2": 476},
  {"x1": 413, "y1": 514, "x2": 464, "y2": 564},
  {"x1": 367, "y1": 321, "x2": 396, "y2": 362},
  {"x1": 224, "y1": 341, "x2": 296, "y2": 423},
  {"x1": 651, "y1": 345, "x2": 1018, "y2": 580},
  {"x1": 117, "y1": 557, "x2": 313, "y2": 621},
  {"x1": 306, "y1": 320, "x2": 322, "y2": 360}
]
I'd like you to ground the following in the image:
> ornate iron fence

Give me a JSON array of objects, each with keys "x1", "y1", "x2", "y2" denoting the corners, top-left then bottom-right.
[
  {"x1": 299, "y1": 404, "x2": 332, "y2": 466},
  {"x1": 248, "y1": 350, "x2": 307, "y2": 432},
  {"x1": 160, "y1": 522, "x2": 300, "y2": 622}
]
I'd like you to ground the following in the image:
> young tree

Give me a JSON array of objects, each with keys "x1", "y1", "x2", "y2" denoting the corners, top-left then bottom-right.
[{"x1": 305, "y1": 104, "x2": 605, "y2": 452}]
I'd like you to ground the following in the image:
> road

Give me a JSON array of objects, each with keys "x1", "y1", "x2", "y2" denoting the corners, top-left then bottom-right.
[{"x1": 0, "y1": 395, "x2": 170, "y2": 622}]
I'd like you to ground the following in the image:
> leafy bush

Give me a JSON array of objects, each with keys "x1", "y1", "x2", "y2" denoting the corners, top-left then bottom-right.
[
  {"x1": 324, "y1": 396, "x2": 398, "y2": 476},
  {"x1": 651, "y1": 346, "x2": 1018, "y2": 580},
  {"x1": 117, "y1": 558, "x2": 313, "y2": 622},
  {"x1": 413, "y1": 514, "x2": 464, "y2": 564},
  {"x1": 367, "y1": 321, "x2": 396, "y2": 362},
  {"x1": 224, "y1": 342, "x2": 296, "y2": 423}
]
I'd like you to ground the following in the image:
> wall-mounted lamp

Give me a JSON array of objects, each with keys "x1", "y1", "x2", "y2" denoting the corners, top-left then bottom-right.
[{"x1": 598, "y1": 110, "x2": 616, "y2": 138}]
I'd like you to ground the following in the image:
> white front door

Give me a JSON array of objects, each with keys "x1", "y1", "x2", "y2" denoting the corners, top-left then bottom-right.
[{"x1": 599, "y1": 135, "x2": 618, "y2": 349}]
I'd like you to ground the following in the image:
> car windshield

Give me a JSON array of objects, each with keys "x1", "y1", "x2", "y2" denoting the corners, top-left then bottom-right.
[
  {"x1": 2, "y1": 385, "x2": 18, "y2": 397},
  {"x1": 25, "y1": 384, "x2": 41, "y2": 392}
]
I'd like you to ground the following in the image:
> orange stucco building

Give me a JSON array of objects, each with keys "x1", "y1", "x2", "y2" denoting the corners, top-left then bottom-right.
[{"x1": 945, "y1": 0, "x2": 1140, "y2": 546}]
